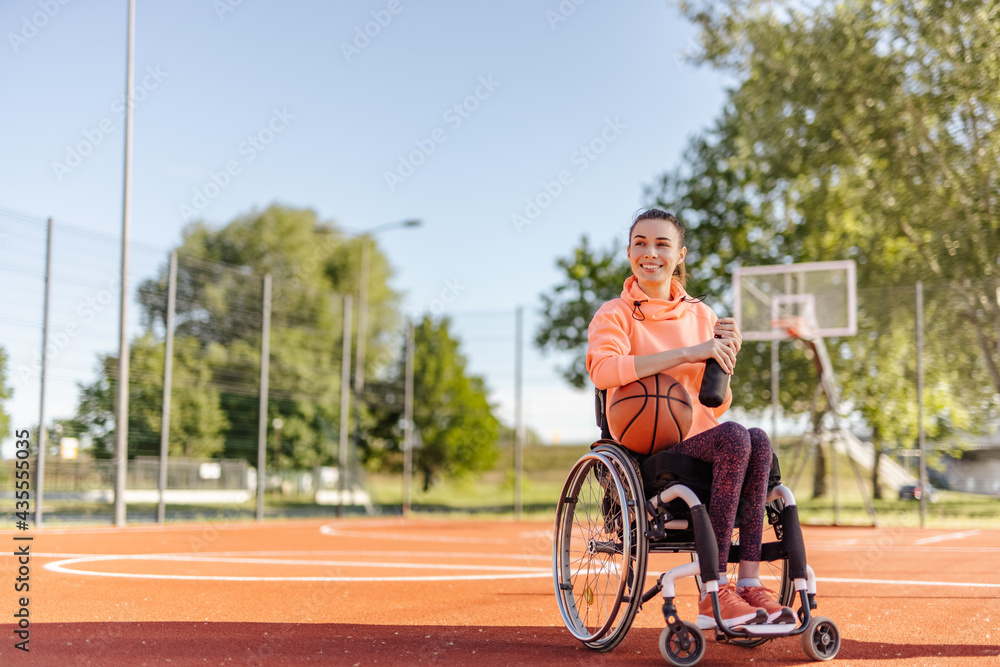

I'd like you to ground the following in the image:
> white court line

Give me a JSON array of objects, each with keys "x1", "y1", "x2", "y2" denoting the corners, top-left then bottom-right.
[
  {"x1": 50, "y1": 554, "x2": 544, "y2": 571},
  {"x1": 7, "y1": 549, "x2": 549, "y2": 562},
  {"x1": 320, "y1": 524, "x2": 515, "y2": 544},
  {"x1": 44, "y1": 552, "x2": 552, "y2": 582},
  {"x1": 43, "y1": 551, "x2": 1000, "y2": 589},
  {"x1": 0, "y1": 518, "x2": 329, "y2": 536},
  {"x1": 519, "y1": 530, "x2": 552, "y2": 540},
  {"x1": 188, "y1": 549, "x2": 551, "y2": 562},
  {"x1": 914, "y1": 530, "x2": 981, "y2": 545},
  {"x1": 806, "y1": 545, "x2": 998, "y2": 553},
  {"x1": 815, "y1": 576, "x2": 1000, "y2": 589}
]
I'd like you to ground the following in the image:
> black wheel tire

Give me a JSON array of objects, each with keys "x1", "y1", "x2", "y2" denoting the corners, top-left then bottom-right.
[
  {"x1": 801, "y1": 616, "x2": 840, "y2": 661},
  {"x1": 658, "y1": 621, "x2": 706, "y2": 666},
  {"x1": 553, "y1": 447, "x2": 647, "y2": 652}
]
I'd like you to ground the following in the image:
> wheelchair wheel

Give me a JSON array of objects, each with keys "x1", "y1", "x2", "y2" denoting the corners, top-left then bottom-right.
[
  {"x1": 692, "y1": 497, "x2": 793, "y2": 647},
  {"x1": 554, "y1": 446, "x2": 647, "y2": 652},
  {"x1": 801, "y1": 616, "x2": 840, "y2": 661},
  {"x1": 659, "y1": 621, "x2": 706, "y2": 666}
]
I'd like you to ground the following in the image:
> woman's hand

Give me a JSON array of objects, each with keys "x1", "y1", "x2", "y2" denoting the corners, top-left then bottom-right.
[
  {"x1": 689, "y1": 318, "x2": 741, "y2": 374},
  {"x1": 691, "y1": 336, "x2": 738, "y2": 374},
  {"x1": 714, "y1": 317, "x2": 742, "y2": 355}
]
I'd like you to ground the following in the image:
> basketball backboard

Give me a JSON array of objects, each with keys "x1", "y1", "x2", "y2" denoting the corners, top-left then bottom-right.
[{"x1": 733, "y1": 260, "x2": 857, "y2": 341}]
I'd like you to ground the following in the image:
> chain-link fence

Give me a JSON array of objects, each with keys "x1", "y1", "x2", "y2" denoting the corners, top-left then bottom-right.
[{"x1": 2, "y1": 207, "x2": 998, "y2": 525}]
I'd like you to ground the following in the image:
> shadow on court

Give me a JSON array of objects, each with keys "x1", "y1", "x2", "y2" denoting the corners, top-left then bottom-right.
[{"x1": 7, "y1": 622, "x2": 998, "y2": 666}]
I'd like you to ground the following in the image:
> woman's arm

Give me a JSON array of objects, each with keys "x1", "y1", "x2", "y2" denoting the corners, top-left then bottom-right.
[{"x1": 633, "y1": 334, "x2": 738, "y2": 379}]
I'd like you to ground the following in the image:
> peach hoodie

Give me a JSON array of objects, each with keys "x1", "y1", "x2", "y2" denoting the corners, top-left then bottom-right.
[{"x1": 586, "y1": 275, "x2": 732, "y2": 439}]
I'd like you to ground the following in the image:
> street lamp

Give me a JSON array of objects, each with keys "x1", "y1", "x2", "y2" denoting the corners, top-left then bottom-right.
[
  {"x1": 351, "y1": 219, "x2": 422, "y2": 500},
  {"x1": 353, "y1": 219, "x2": 422, "y2": 400}
]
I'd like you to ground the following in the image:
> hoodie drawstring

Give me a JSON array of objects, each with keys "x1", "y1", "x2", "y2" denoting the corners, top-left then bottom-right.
[{"x1": 631, "y1": 299, "x2": 647, "y2": 321}]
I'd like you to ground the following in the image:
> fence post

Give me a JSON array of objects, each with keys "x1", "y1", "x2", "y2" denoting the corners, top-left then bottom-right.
[
  {"x1": 158, "y1": 251, "x2": 177, "y2": 524},
  {"x1": 353, "y1": 238, "x2": 370, "y2": 505},
  {"x1": 402, "y1": 317, "x2": 414, "y2": 516},
  {"x1": 35, "y1": 217, "x2": 53, "y2": 527},
  {"x1": 338, "y1": 295, "x2": 353, "y2": 518},
  {"x1": 514, "y1": 305, "x2": 524, "y2": 519},
  {"x1": 255, "y1": 274, "x2": 272, "y2": 522},
  {"x1": 771, "y1": 339, "x2": 779, "y2": 446},
  {"x1": 916, "y1": 280, "x2": 927, "y2": 528}
]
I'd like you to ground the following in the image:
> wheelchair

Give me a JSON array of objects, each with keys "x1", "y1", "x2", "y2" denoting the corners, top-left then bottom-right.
[{"x1": 552, "y1": 389, "x2": 841, "y2": 665}]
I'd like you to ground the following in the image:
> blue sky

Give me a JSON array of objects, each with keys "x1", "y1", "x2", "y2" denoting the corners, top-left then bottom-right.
[{"x1": 0, "y1": 0, "x2": 732, "y2": 450}]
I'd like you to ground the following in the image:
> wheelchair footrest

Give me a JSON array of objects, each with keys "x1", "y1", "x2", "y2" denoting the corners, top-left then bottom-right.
[{"x1": 729, "y1": 623, "x2": 797, "y2": 636}]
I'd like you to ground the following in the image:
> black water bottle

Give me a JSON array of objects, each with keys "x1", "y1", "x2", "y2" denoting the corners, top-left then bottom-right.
[{"x1": 699, "y1": 336, "x2": 728, "y2": 408}]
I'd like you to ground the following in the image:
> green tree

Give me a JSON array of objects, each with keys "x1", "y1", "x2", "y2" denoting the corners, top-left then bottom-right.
[
  {"x1": 0, "y1": 346, "x2": 12, "y2": 440},
  {"x1": 661, "y1": 0, "x2": 999, "y2": 489},
  {"x1": 365, "y1": 315, "x2": 500, "y2": 491},
  {"x1": 538, "y1": 0, "x2": 1000, "y2": 495},
  {"x1": 79, "y1": 204, "x2": 402, "y2": 466},
  {"x1": 73, "y1": 334, "x2": 229, "y2": 459},
  {"x1": 669, "y1": 0, "x2": 999, "y2": 374}
]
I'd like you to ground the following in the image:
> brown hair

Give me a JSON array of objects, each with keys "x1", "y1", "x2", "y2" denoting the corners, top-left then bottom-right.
[{"x1": 629, "y1": 209, "x2": 686, "y2": 286}]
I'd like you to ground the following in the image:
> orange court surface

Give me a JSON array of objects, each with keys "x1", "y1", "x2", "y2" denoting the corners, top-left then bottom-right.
[{"x1": 2, "y1": 518, "x2": 998, "y2": 666}]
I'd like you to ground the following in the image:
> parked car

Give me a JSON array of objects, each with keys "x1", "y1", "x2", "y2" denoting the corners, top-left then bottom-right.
[{"x1": 898, "y1": 484, "x2": 938, "y2": 502}]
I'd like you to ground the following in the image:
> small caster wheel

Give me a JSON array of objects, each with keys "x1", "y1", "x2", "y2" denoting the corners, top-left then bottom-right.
[
  {"x1": 659, "y1": 621, "x2": 705, "y2": 666},
  {"x1": 801, "y1": 615, "x2": 840, "y2": 661}
]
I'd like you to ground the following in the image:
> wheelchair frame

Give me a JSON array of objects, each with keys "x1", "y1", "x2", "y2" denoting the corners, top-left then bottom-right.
[{"x1": 551, "y1": 389, "x2": 841, "y2": 665}]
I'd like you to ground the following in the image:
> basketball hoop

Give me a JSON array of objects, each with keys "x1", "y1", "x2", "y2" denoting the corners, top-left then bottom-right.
[
  {"x1": 733, "y1": 260, "x2": 857, "y2": 341},
  {"x1": 772, "y1": 316, "x2": 813, "y2": 340}
]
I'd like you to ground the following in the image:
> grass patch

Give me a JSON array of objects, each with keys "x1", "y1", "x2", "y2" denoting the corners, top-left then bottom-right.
[{"x1": 26, "y1": 441, "x2": 1000, "y2": 528}]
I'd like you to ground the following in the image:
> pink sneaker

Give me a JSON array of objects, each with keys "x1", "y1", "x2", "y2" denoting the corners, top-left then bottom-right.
[
  {"x1": 738, "y1": 585, "x2": 796, "y2": 623},
  {"x1": 697, "y1": 583, "x2": 768, "y2": 630}
]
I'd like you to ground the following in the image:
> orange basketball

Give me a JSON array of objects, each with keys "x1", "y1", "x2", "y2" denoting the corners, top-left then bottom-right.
[{"x1": 607, "y1": 373, "x2": 693, "y2": 455}]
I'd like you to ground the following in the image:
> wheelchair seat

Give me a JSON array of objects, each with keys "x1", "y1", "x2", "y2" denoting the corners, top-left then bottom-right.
[{"x1": 595, "y1": 388, "x2": 783, "y2": 530}]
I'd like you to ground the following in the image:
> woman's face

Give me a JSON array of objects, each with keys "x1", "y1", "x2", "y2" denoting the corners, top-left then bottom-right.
[{"x1": 627, "y1": 218, "x2": 686, "y2": 290}]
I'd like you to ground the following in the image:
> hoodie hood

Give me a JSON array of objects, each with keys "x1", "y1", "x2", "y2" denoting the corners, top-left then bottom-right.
[{"x1": 620, "y1": 275, "x2": 691, "y2": 321}]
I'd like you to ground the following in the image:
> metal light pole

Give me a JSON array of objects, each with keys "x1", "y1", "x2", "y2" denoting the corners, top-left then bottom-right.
[
  {"x1": 338, "y1": 295, "x2": 353, "y2": 518},
  {"x1": 402, "y1": 318, "x2": 415, "y2": 516},
  {"x1": 35, "y1": 217, "x2": 53, "y2": 528},
  {"x1": 114, "y1": 0, "x2": 136, "y2": 527},
  {"x1": 352, "y1": 220, "x2": 421, "y2": 404},
  {"x1": 255, "y1": 274, "x2": 272, "y2": 522},
  {"x1": 349, "y1": 219, "x2": 421, "y2": 507},
  {"x1": 157, "y1": 251, "x2": 178, "y2": 524}
]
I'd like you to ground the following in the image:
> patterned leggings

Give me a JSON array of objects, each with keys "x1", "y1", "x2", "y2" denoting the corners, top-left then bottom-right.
[{"x1": 670, "y1": 422, "x2": 772, "y2": 574}]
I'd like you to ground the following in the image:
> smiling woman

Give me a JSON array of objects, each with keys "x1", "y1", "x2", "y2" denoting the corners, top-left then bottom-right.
[
  {"x1": 626, "y1": 209, "x2": 687, "y2": 299},
  {"x1": 585, "y1": 208, "x2": 795, "y2": 630}
]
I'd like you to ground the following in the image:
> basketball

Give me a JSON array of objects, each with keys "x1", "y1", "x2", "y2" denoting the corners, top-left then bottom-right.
[{"x1": 606, "y1": 373, "x2": 693, "y2": 455}]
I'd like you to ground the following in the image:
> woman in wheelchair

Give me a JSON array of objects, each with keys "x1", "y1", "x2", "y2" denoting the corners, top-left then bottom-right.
[{"x1": 586, "y1": 208, "x2": 795, "y2": 630}]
